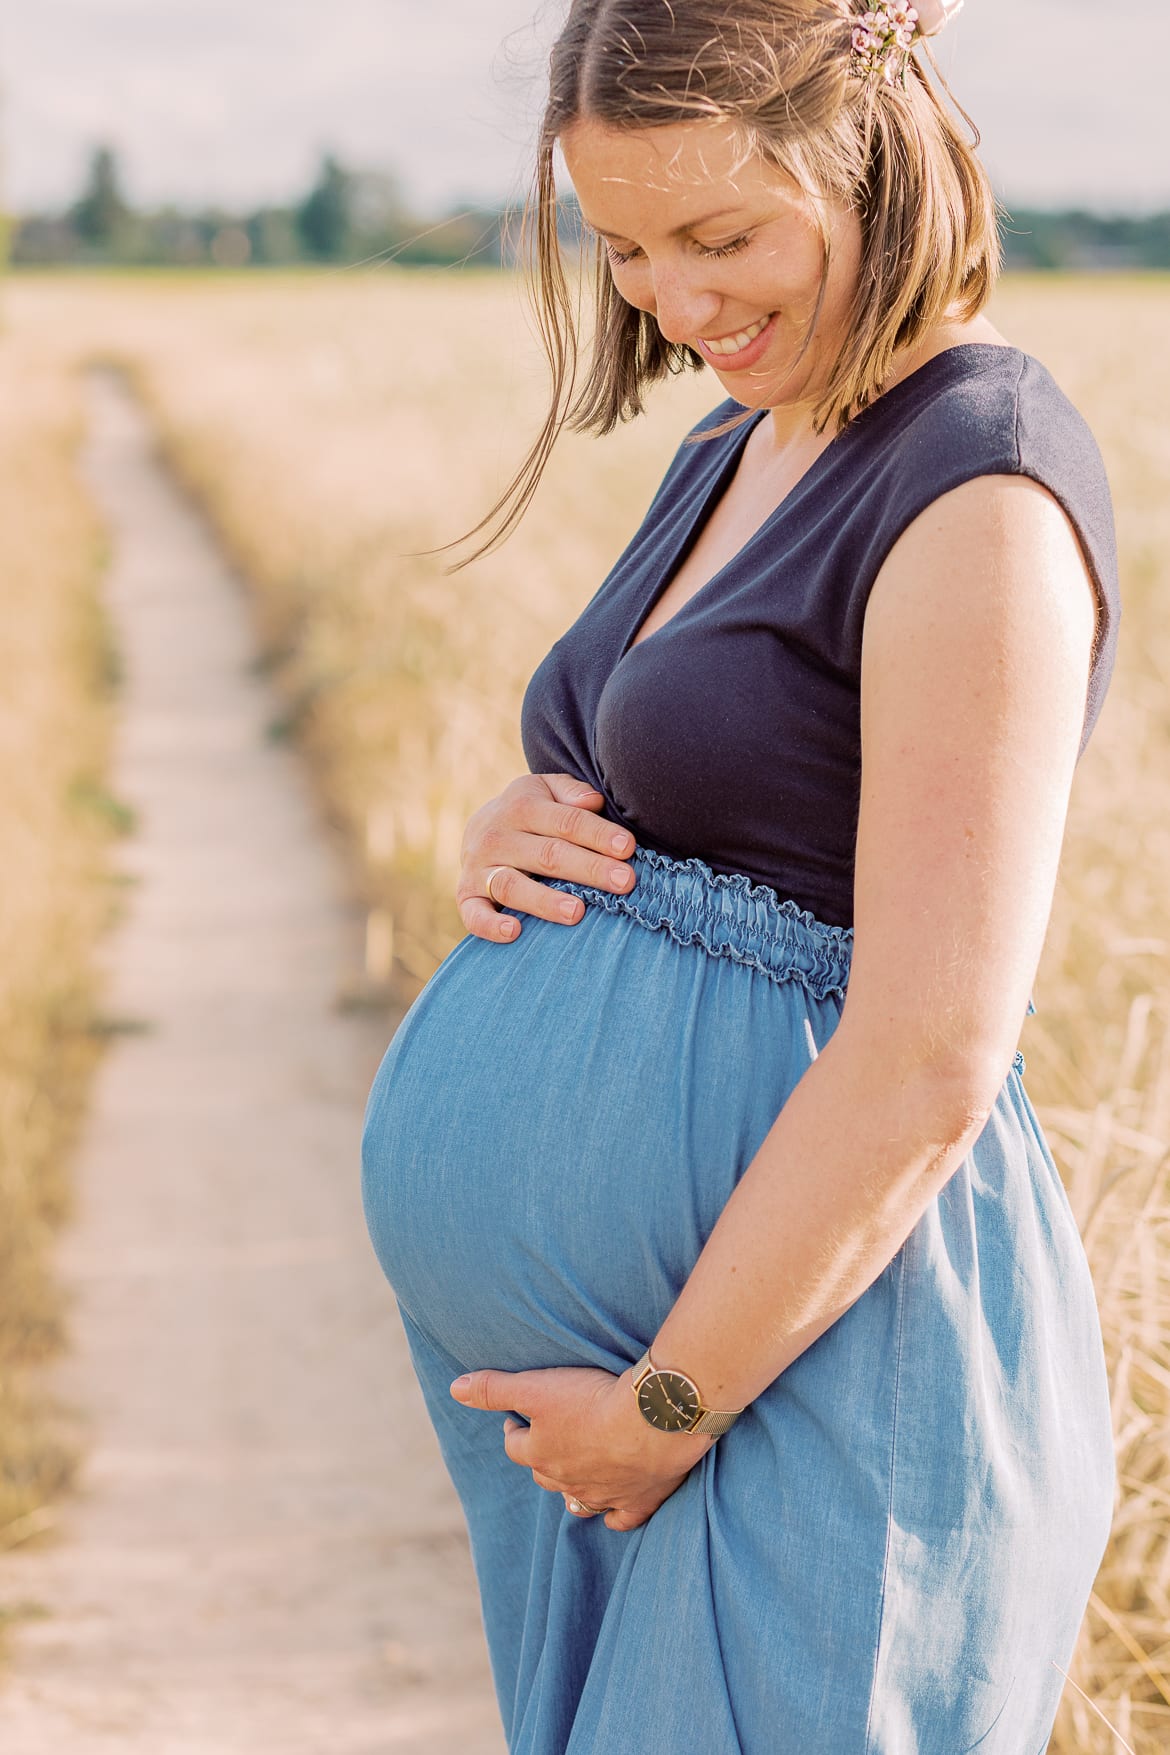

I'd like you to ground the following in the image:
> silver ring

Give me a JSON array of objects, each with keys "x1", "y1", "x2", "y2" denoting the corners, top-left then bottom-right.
[
  {"x1": 484, "y1": 866, "x2": 509, "y2": 906},
  {"x1": 566, "y1": 1496, "x2": 605, "y2": 1517}
]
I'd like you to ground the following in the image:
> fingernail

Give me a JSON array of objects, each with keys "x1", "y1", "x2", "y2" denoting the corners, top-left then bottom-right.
[
  {"x1": 499, "y1": 918, "x2": 517, "y2": 938},
  {"x1": 609, "y1": 831, "x2": 631, "y2": 853},
  {"x1": 609, "y1": 865, "x2": 632, "y2": 887},
  {"x1": 559, "y1": 897, "x2": 581, "y2": 921},
  {"x1": 450, "y1": 1375, "x2": 471, "y2": 1395}
]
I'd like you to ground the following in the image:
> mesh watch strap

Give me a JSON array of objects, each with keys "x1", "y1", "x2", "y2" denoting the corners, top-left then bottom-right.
[{"x1": 690, "y1": 1405, "x2": 741, "y2": 1437}]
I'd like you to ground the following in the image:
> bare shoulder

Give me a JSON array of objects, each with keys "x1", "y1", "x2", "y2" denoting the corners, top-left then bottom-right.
[{"x1": 864, "y1": 472, "x2": 1098, "y2": 699}]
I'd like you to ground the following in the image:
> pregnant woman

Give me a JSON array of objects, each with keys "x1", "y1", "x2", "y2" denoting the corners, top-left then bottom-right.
[{"x1": 362, "y1": 2, "x2": 1120, "y2": 1749}]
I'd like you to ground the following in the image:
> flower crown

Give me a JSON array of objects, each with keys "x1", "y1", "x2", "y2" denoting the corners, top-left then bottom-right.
[{"x1": 850, "y1": 0, "x2": 963, "y2": 83}]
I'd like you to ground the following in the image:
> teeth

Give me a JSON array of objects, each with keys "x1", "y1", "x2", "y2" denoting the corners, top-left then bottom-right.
[{"x1": 703, "y1": 316, "x2": 769, "y2": 356}]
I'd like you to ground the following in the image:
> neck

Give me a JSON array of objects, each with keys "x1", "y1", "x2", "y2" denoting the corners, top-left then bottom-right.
[{"x1": 762, "y1": 313, "x2": 1010, "y2": 455}]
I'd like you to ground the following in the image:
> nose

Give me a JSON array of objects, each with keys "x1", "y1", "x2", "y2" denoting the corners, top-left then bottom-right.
[{"x1": 648, "y1": 263, "x2": 722, "y2": 347}]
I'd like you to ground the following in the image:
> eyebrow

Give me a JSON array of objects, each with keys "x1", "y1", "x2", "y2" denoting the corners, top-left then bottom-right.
[{"x1": 581, "y1": 205, "x2": 746, "y2": 243}]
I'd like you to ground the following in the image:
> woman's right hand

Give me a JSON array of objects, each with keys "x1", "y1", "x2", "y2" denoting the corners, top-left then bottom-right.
[{"x1": 457, "y1": 773, "x2": 638, "y2": 942}]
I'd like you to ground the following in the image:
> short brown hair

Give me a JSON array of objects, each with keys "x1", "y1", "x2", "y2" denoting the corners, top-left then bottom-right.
[{"x1": 462, "y1": 0, "x2": 1000, "y2": 560}]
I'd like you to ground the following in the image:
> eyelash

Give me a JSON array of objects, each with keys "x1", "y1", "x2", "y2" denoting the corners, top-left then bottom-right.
[{"x1": 602, "y1": 233, "x2": 753, "y2": 266}]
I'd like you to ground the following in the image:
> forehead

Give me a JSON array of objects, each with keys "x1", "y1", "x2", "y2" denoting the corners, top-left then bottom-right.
[{"x1": 561, "y1": 116, "x2": 801, "y2": 224}]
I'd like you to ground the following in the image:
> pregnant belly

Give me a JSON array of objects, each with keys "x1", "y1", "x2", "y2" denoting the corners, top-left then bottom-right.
[{"x1": 360, "y1": 905, "x2": 835, "y2": 1372}]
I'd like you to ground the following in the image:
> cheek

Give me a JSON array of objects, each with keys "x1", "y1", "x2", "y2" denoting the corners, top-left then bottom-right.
[
  {"x1": 753, "y1": 238, "x2": 825, "y2": 312},
  {"x1": 608, "y1": 265, "x2": 655, "y2": 312}
]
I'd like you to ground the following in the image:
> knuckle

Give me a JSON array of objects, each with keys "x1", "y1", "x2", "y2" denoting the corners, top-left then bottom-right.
[
  {"x1": 507, "y1": 777, "x2": 540, "y2": 812},
  {"x1": 534, "y1": 836, "x2": 560, "y2": 875},
  {"x1": 551, "y1": 803, "x2": 582, "y2": 841}
]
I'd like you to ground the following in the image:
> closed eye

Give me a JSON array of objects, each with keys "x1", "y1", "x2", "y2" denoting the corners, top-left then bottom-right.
[
  {"x1": 697, "y1": 233, "x2": 752, "y2": 259},
  {"x1": 600, "y1": 232, "x2": 754, "y2": 267}
]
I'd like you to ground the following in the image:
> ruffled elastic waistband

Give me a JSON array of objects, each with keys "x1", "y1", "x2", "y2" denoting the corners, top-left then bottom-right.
[{"x1": 542, "y1": 845, "x2": 853, "y2": 1002}]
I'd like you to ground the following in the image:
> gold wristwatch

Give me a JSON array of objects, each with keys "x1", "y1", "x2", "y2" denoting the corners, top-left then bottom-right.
[{"x1": 630, "y1": 1348, "x2": 743, "y2": 1438}]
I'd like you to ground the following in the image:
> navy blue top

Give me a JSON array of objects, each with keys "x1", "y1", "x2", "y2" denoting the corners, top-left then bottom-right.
[{"x1": 520, "y1": 344, "x2": 1120, "y2": 928}]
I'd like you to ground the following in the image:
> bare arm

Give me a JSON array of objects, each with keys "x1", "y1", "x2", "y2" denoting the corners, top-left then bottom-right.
[{"x1": 650, "y1": 473, "x2": 1097, "y2": 1409}]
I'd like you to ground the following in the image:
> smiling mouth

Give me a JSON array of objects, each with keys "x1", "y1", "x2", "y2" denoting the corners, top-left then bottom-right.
[{"x1": 697, "y1": 314, "x2": 773, "y2": 357}]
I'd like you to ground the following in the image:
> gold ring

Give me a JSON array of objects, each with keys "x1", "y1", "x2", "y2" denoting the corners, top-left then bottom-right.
[
  {"x1": 566, "y1": 1496, "x2": 606, "y2": 1517},
  {"x1": 484, "y1": 866, "x2": 509, "y2": 905}
]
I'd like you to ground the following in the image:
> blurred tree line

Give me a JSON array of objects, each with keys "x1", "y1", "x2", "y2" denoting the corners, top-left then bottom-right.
[
  {"x1": 8, "y1": 143, "x2": 1170, "y2": 272},
  {"x1": 9, "y1": 144, "x2": 515, "y2": 269},
  {"x1": 999, "y1": 207, "x2": 1170, "y2": 270}
]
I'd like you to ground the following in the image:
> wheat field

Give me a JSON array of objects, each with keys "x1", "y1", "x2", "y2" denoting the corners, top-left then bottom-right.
[
  {"x1": 4, "y1": 267, "x2": 1169, "y2": 1748},
  {"x1": 0, "y1": 302, "x2": 119, "y2": 1555}
]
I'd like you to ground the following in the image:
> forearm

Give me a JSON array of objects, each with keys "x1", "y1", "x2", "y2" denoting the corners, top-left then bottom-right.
[{"x1": 650, "y1": 1027, "x2": 1000, "y2": 1412}]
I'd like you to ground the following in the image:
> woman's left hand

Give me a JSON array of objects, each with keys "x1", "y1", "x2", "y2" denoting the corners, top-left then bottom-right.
[{"x1": 449, "y1": 1365, "x2": 712, "y2": 1532}]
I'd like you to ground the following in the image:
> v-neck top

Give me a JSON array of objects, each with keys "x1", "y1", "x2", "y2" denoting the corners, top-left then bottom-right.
[{"x1": 519, "y1": 344, "x2": 1121, "y2": 928}]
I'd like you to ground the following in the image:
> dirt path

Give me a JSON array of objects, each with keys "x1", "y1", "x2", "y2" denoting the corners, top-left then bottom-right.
[{"x1": 0, "y1": 370, "x2": 502, "y2": 1754}]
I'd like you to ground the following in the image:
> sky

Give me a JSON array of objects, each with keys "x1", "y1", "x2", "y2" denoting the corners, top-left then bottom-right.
[{"x1": 2, "y1": 1, "x2": 1164, "y2": 218}]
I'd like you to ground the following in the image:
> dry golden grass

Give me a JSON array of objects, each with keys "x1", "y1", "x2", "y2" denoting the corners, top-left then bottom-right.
[
  {"x1": 4, "y1": 271, "x2": 720, "y2": 989},
  {"x1": 5, "y1": 267, "x2": 1169, "y2": 1748},
  {"x1": 0, "y1": 295, "x2": 120, "y2": 1556}
]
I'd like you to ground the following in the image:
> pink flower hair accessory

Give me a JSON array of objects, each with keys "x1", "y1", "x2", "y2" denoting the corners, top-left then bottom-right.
[{"x1": 849, "y1": 0, "x2": 963, "y2": 82}]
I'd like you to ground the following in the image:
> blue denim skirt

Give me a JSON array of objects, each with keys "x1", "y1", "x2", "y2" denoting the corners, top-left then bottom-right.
[{"x1": 361, "y1": 845, "x2": 1115, "y2": 1754}]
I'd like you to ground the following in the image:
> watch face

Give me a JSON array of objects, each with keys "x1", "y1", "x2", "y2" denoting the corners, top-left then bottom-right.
[{"x1": 637, "y1": 1369, "x2": 702, "y2": 1433}]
